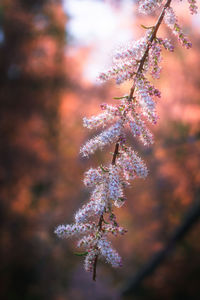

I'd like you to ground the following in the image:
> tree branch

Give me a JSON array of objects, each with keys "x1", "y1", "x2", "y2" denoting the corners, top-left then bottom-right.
[{"x1": 121, "y1": 200, "x2": 200, "y2": 296}]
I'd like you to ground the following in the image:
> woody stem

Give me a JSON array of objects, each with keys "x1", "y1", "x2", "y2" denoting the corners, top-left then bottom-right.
[{"x1": 92, "y1": 142, "x2": 120, "y2": 281}]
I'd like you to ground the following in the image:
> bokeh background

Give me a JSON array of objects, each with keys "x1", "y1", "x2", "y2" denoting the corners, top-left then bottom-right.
[{"x1": 0, "y1": 0, "x2": 200, "y2": 299}]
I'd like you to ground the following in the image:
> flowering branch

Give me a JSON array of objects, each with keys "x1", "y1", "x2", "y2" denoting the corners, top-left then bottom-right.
[
  {"x1": 55, "y1": 0, "x2": 198, "y2": 281},
  {"x1": 129, "y1": 0, "x2": 172, "y2": 100},
  {"x1": 92, "y1": 0, "x2": 173, "y2": 279}
]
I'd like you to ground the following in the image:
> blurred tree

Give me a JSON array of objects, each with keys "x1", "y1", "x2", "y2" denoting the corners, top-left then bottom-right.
[{"x1": 0, "y1": 1, "x2": 69, "y2": 299}]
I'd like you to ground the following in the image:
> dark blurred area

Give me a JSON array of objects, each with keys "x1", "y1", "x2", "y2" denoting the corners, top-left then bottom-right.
[
  {"x1": 0, "y1": 1, "x2": 69, "y2": 299},
  {"x1": 0, "y1": 0, "x2": 200, "y2": 299}
]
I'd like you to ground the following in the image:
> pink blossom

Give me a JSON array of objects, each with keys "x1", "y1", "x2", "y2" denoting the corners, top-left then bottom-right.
[
  {"x1": 80, "y1": 121, "x2": 124, "y2": 157},
  {"x1": 188, "y1": 0, "x2": 198, "y2": 14},
  {"x1": 128, "y1": 112, "x2": 154, "y2": 146},
  {"x1": 98, "y1": 237, "x2": 122, "y2": 267},
  {"x1": 83, "y1": 167, "x2": 103, "y2": 187},
  {"x1": 164, "y1": 7, "x2": 192, "y2": 49},
  {"x1": 84, "y1": 250, "x2": 98, "y2": 272},
  {"x1": 108, "y1": 165, "x2": 124, "y2": 201},
  {"x1": 139, "y1": 0, "x2": 163, "y2": 14},
  {"x1": 55, "y1": 222, "x2": 96, "y2": 238},
  {"x1": 83, "y1": 105, "x2": 118, "y2": 129},
  {"x1": 117, "y1": 147, "x2": 148, "y2": 181}
]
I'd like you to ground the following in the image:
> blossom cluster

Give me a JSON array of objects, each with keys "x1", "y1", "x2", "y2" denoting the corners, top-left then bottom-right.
[
  {"x1": 187, "y1": 0, "x2": 198, "y2": 14},
  {"x1": 164, "y1": 6, "x2": 192, "y2": 48},
  {"x1": 55, "y1": 0, "x2": 198, "y2": 279},
  {"x1": 139, "y1": 0, "x2": 163, "y2": 14}
]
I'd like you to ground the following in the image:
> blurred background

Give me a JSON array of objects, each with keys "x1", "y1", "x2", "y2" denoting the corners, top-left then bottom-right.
[{"x1": 0, "y1": 0, "x2": 200, "y2": 299}]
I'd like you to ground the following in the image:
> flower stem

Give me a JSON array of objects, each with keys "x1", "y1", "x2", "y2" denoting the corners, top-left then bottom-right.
[
  {"x1": 92, "y1": 213, "x2": 104, "y2": 281},
  {"x1": 112, "y1": 142, "x2": 120, "y2": 165},
  {"x1": 92, "y1": 142, "x2": 120, "y2": 281}
]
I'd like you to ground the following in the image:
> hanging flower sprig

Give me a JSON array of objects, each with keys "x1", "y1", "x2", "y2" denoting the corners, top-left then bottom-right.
[{"x1": 55, "y1": 0, "x2": 198, "y2": 281}]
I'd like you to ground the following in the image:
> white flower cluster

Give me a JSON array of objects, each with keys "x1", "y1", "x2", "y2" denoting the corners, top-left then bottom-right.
[
  {"x1": 117, "y1": 147, "x2": 148, "y2": 181},
  {"x1": 98, "y1": 32, "x2": 151, "y2": 85},
  {"x1": 135, "y1": 76, "x2": 158, "y2": 124},
  {"x1": 55, "y1": 222, "x2": 96, "y2": 238},
  {"x1": 164, "y1": 6, "x2": 193, "y2": 48},
  {"x1": 149, "y1": 41, "x2": 162, "y2": 79},
  {"x1": 55, "y1": 140, "x2": 148, "y2": 271},
  {"x1": 187, "y1": 0, "x2": 198, "y2": 14},
  {"x1": 128, "y1": 110, "x2": 154, "y2": 146},
  {"x1": 83, "y1": 104, "x2": 119, "y2": 129},
  {"x1": 55, "y1": 0, "x2": 198, "y2": 279},
  {"x1": 55, "y1": 213, "x2": 126, "y2": 271},
  {"x1": 139, "y1": 0, "x2": 163, "y2": 14},
  {"x1": 98, "y1": 27, "x2": 177, "y2": 86},
  {"x1": 80, "y1": 120, "x2": 124, "y2": 157}
]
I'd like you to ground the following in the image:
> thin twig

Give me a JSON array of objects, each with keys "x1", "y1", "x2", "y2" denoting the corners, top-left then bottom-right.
[
  {"x1": 129, "y1": 0, "x2": 172, "y2": 100},
  {"x1": 92, "y1": 213, "x2": 104, "y2": 281},
  {"x1": 112, "y1": 142, "x2": 119, "y2": 165},
  {"x1": 92, "y1": 143, "x2": 120, "y2": 281}
]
